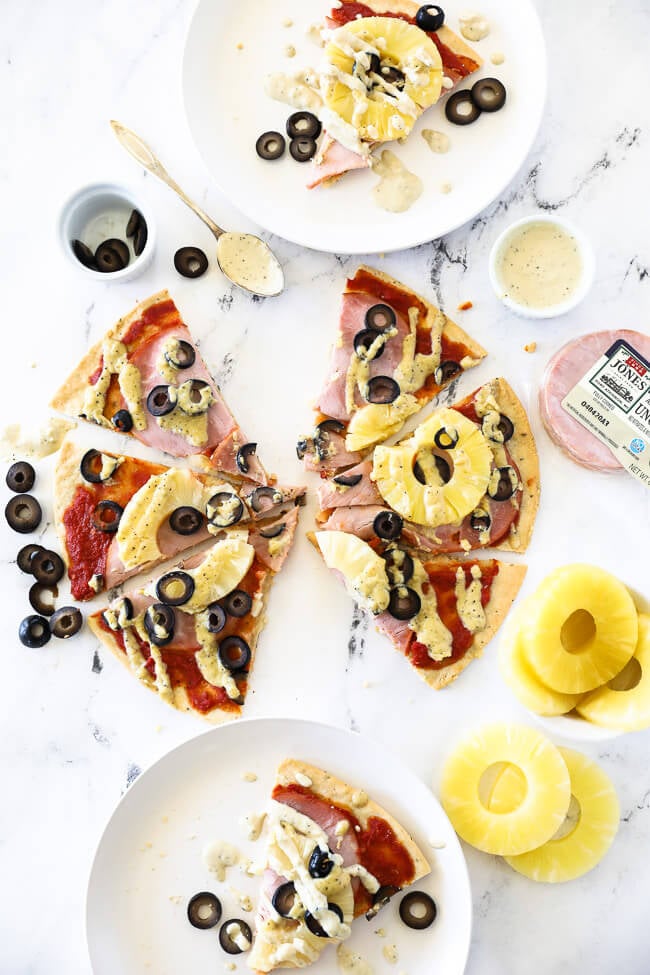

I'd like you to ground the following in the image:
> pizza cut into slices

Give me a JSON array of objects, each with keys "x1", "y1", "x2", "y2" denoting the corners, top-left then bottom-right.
[
  {"x1": 314, "y1": 531, "x2": 526, "y2": 688},
  {"x1": 248, "y1": 759, "x2": 430, "y2": 972},
  {"x1": 316, "y1": 377, "x2": 540, "y2": 555},
  {"x1": 53, "y1": 438, "x2": 305, "y2": 601},
  {"x1": 297, "y1": 266, "x2": 486, "y2": 475},
  {"x1": 51, "y1": 290, "x2": 267, "y2": 482}
]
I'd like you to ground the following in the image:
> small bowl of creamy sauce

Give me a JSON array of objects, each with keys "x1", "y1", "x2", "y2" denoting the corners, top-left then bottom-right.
[{"x1": 489, "y1": 215, "x2": 595, "y2": 318}]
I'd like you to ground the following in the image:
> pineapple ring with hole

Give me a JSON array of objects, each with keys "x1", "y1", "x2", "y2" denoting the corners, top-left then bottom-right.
[
  {"x1": 324, "y1": 17, "x2": 443, "y2": 144},
  {"x1": 497, "y1": 748, "x2": 619, "y2": 883},
  {"x1": 577, "y1": 614, "x2": 650, "y2": 731},
  {"x1": 521, "y1": 565, "x2": 638, "y2": 695},
  {"x1": 372, "y1": 408, "x2": 493, "y2": 528},
  {"x1": 440, "y1": 723, "x2": 571, "y2": 856}
]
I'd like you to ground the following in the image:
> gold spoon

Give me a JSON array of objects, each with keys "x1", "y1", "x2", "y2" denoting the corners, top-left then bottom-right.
[{"x1": 110, "y1": 120, "x2": 284, "y2": 298}]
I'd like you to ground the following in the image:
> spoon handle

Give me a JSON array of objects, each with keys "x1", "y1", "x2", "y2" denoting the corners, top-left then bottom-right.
[{"x1": 110, "y1": 120, "x2": 225, "y2": 239}]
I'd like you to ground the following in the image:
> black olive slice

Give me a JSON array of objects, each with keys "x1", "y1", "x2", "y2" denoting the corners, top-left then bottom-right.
[
  {"x1": 102, "y1": 238, "x2": 130, "y2": 266},
  {"x1": 218, "y1": 636, "x2": 251, "y2": 673},
  {"x1": 31, "y1": 549, "x2": 65, "y2": 585},
  {"x1": 289, "y1": 136, "x2": 318, "y2": 163},
  {"x1": 256, "y1": 131, "x2": 286, "y2": 161},
  {"x1": 177, "y1": 379, "x2": 212, "y2": 415},
  {"x1": 286, "y1": 111, "x2": 322, "y2": 140},
  {"x1": 470, "y1": 509, "x2": 491, "y2": 533},
  {"x1": 203, "y1": 602, "x2": 227, "y2": 634},
  {"x1": 365, "y1": 303, "x2": 396, "y2": 332},
  {"x1": 445, "y1": 89, "x2": 481, "y2": 126},
  {"x1": 147, "y1": 385, "x2": 177, "y2": 417},
  {"x1": 380, "y1": 65, "x2": 405, "y2": 89},
  {"x1": 482, "y1": 413, "x2": 514, "y2": 444},
  {"x1": 156, "y1": 570, "x2": 195, "y2": 606},
  {"x1": 399, "y1": 891, "x2": 437, "y2": 930},
  {"x1": 6, "y1": 461, "x2": 35, "y2": 493},
  {"x1": 309, "y1": 847, "x2": 334, "y2": 878},
  {"x1": 272, "y1": 882, "x2": 298, "y2": 918},
  {"x1": 367, "y1": 376, "x2": 400, "y2": 405},
  {"x1": 471, "y1": 77, "x2": 507, "y2": 113},
  {"x1": 304, "y1": 903, "x2": 344, "y2": 938},
  {"x1": 373, "y1": 510, "x2": 403, "y2": 541},
  {"x1": 95, "y1": 240, "x2": 127, "y2": 273},
  {"x1": 382, "y1": 549, "x2": 414, "y2": 585},
  {"x1": 174, "y1": 247, "x2": 209, "y2": 279},
  {"x1": 103, "y1": 596, "x2": 134, "y2": 631},
  {"x1": 169, "y1": 506, "x2": 204, "y2": 535},
  {"x1": 29, "y1": 582, "x2": 58, "y2": 617},
  {"x1": 415, "y1": 3, "x2": 445, "y2": 30},
  {"x1": 414, "y1": 454, "x2": 451, "y2": 485},
  {"x1": 144, "y1": 603, "x2": 176, "y2": 646},
  {"x1": 126, "y1": 209, "x2": 142, "y2": 238},
  {"x1": 17, "y1": 543, "x2": 44, "y2": 574},
  {"x1": 187, "y1": 891, "x2": 222, "y2": 930},
  {"x1": 488, "y1": 466, "x2": 518, "y2": 502},
  {"x1": 219, "y1": 919, "x2": 252, "y2": 954},
  {"x1": 317, "y1": 419, "x2": 346, "y2": 436},
  {"x1": 112, "y1": 409, "x2": 133, "y2": 433},
  {"x1": 134, "y1": 219, "x2": 148, "y2": 256},
  {"x1": 353, "y1": 328, "x2": 385, "y2": 361},
  {"x1": 72, "y1": 239, "x2": 96, "y2": 269},
  {"x1": 434, "y1": 426, "x2": 459, "y2": 450},
  {"x1": 165, "y1": 339, "x2": 197, "y2": 369},
  {"x1": 259, "y1": 522, "x2": 286, "y2": 540},
  {"x1": 207, "y1": 492, "x2": 245, "y2": 528},
  {"x1": 93, "y1": 500, "x2": 123, "y2": 533},
  {"x1": 80, "y1": 449, "x2": 116, "y2": 484},
  {"x1": 388, "y1": 586, "x2": 421, "y2": 621},
  {"x1": 333, "y1": 472, "x2": 363, "y2": 488},
  {"x1": 236, "y1": 443, "x2": 258, "y2": 475},
  {"x1": 19, "y1": 614, "x2": 51, "y2": 649},
  {"x1": 249, "y1": 486, "x2": 281, "y2": 513},
  {"x1": 50, "y1": 606, "x2": 83, "y2": 639},
  {"x1": 224, "y1": 589, "x2": 252, "y2": 618},
  {"x1": 5, "y1": 495, "x2": 42, "y2": 534},
  {"x1": 365, "y1": 884, "x2": 400, "y2": 920},
  {"x1": 434, "y1": 360, "x2": 461, "y2": 385}
]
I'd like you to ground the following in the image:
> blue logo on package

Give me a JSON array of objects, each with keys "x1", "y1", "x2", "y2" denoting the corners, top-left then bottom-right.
[{"x1": 630, "y1": 438, "x2": 645, "y2": 455}]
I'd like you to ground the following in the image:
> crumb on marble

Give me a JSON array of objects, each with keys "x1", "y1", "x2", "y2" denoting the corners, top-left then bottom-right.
[
  {"x1": 242, "y1": 771, "x2": 258, "y2": 783},
  {"x1": 362, "y1": 679, "x2": 372, "y2": 688},
  {"x1": 236, "y1": 42, "x2": 244, "y2": 50},
  {"x1": 441, "y1": 182, "x2": 453, "y2": 194},
  {"x1": 524, "y1": 342, "x2": 537, "y2": 353},
  {"x1": 283, "y1": 17, "x2": 294, "y2": 26},
  {"x1": 169, "y1": 894, "x2": 182, "y2": 904},
  {"x1": 457, "y1": 300, "x2": 473, "y2": 311},
  {"x1": 285, "y1": 44, "x2": 297, "y2": 58},
  {"x1": 161, "y1": 816, "x2": 169, "y2": 824}
]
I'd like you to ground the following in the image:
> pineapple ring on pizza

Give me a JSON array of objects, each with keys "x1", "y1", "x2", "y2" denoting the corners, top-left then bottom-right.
[
  {"x1": 577, "y1": 614, "x2": 650, "y2": 731},
  {"x1": 521, "y1": 565, "x2": 638, "y2": 695},
  {"x1": 372, "y1": 408, "x2": 492, "y2": 528},
  {"x1": 323, "y1": 17, "x2": 443, "y2": 144}
]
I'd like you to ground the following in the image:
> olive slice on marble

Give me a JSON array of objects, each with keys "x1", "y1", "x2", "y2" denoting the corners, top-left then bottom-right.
[
  {"x1": 434, "y1": 426, "x2": 459, "y2": 450},
  {"x1": 112, "y1": 409, "x2": 133, "y2": 433},
  {"x1": 203, "y1": 602, "x2": 227, "y2": 634},
  {"x1": 272, "y1": 882, "x2": 298, "y2": 918},
  {"x1": 380, "y1": 65, "x2": 405, "y2": 89},
  {"x1": 103, "y1": 596, "x2": 133, "y2": 631},
  {"x1": 125, "y1": 208, "x2": 142, "y2": 238},
  {"x1": 218, "y1": 636, "x2": 251, "y2": 673},
  {"x1": 445, "y1": 90, "x2": 481, "y2": 126},
  {"x1": 309, "y1": 847, "x2": 334, "y2": 879},
  {"x1": 187, "y1": 891, "x2": 222, "y2": 930},
  {"x1": 415, "y1": 3, "x2": 445, "y2": 30},
  {"x1": 165, "y1": 339, "x2": 196, "y2": 369},
  {"x1": 147, "y1": 385, "x2": 177, "y2": 417},
  {"x1": 219, "y1": 919, "x2": 253, "y2": 955},
  {"x1": 249, "y1": 485, "x2": 281, "y2": 513},
  {"x1": 289, "y1": 136, "x2": 318, "y2": 162},
  {"x1": 95, "y1": 241, "x2": 127, "y2": 273},
  {"x1": 207, "y1": 491, "x2": 245, "y2": 528},
  {"x1": 223, "y1": 589, "x2": 252, "y2": 618},
  {"x1": 367, "y1": 376, "x2": 400, "y2": 405},
  {"x1": 333, "y1": 472, "x2": 363, "y2": 488},
  {"x1": 365, "y1": 884, "x2": 400, "y2": 920},
  {"x1": 6, "y1": 461, "x2": 35, "y2": 493},
  {"x1": 236, "y1": 443, "x2": 258, "y2": 475},
  {"x1": 365, "y1": 303, "x2": 396, "y2": 332},
  {"x1": 488, "y1": 466, "x2": 518, "y2": 501},
  {"x1": 93, "y1": 500, "x2": 123, "y2": 533},
  {"x1": 353, "y1": 328, "x2": 385, "y2": 361},
  {"x1": 174, "y1": 247, "x2": 209, "y2": 279},
  {"x1": 156, "y1": 570, "x2": 195, "y2": 606},
  {"x1": 388, "y1": 586, "x2": 421, "y2": 621},
  {"x1": 286, "y1": 111, "x2": 322, "y2": 140},
  {"x1": 434, "y1": 360, "x2": 461, "y2": 385},
  {"x1": 177, "y1": 379, "x2": 213, "y2": 416},
  {"x1": 259, "y1": 521, "x2": 286, "y2": 540},
  {"x1": 169, "y1": 506, "x2": 204, "y2": 535},
  {"x1": 256, "y1": 131, "x2": 286, "y2": 161},
  {"x1": 304, "y1": 903, "x2": 343, "y2": 938},
  {"x1": 17, "y1": 543, "x2": 44, "y2": 574},
  {"x1": 399, "y1": 891, "x2": 437, "y2": 930},
  {"x1": 19, "y1": 614, "x2": 51, "y2": 649},
  {"x1": 373, "y1": 510, "x2": 403, "y2": 541},
  {"x1": 102, "y1": 238, "x2": 130, "y2": 266},
  {"x1": 29, "y1": 581, "x2": 58, "y2": 617},
  {"x1": 31, "y1": 549, "x2": 65, "y2": 585},
  {"x1": 471, "y1": 77, "x2": 507, "y2": 113},
  {"x1": 470, "y1": 509, "x2": 491, "y2": 533},
  {"x1": 72, "y1": 239, "x2": 96, "y2": 269},
  {"x1": 80, "y1": 449, "x2": 117, "y2": 484},
  {"x1": 50, "y1": 606, "x2": 83, "y2": 639},
  {"x1": 482, "y1": 413, "x2": 514, "y2": 444},
  {"x1": 134, "y1": 219, "x2": 148, "y2": 256},
  {"x1": 5, "y1": 495, "x2": 42, "y2": 534},
  {"x1": 382, "y1": 549, "x2": 414, "y2": 585},
  {"x1": 144, "y1": 603, "x2": 175, "y2": 646}
]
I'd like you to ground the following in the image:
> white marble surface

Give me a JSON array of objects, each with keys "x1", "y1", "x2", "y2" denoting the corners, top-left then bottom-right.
[{"x1": 1, "y1": 1, "x2": 650, "y2": 973}]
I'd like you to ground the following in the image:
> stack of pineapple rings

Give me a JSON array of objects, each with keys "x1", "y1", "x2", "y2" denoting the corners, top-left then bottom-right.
[{"x1": 499, "y1": 564, "x2": 650, "y2": 731}]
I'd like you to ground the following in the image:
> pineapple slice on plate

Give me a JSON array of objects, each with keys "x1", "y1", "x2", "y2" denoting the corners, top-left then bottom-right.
[
  {"x1": 577, "y1": 614, "x2": 650, "y2": 731},
  {"x1": 521, "y1": 565, "x2": 638, "y2": 694},
  {"x1": 440, "y1": 723, "x2": 571, "y2": 856},
  {"x1": 498, "y1": 748, "x2": 619, "y2": 883},
  {"x1": 315, "y1": 529, "x2": 390, "y2": 615}
]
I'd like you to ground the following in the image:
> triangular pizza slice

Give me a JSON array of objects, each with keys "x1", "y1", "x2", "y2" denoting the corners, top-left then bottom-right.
[
  {"x1": 54, "y1": 438, "x2": 305, "y2": 601},
  {"x1": 248, "y1": 759, "x2": 430, "y2": 972},
  {"x1": 297, "y1": 267, "x2": 486, "y2": 475},
  {"x1": 51, "y1": 290, "x2": 267, "y2": 482}
]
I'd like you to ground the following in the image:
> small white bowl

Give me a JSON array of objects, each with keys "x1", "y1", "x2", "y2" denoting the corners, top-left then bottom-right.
[
  {"x1": 488, "y1": 214, "x2": 595, "y2": 319},
  {"x1": 58, "y1": 181, "x2": 156, "y2": 282}
]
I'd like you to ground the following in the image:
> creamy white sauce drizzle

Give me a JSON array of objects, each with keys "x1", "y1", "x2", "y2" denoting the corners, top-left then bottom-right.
[
  {"x1": 371, "y1": 150, "x2": 423, "y2": 213},
  {"x1": 0, "y1": 417, "x2": 74, "y2": 461},
  {"x1": 337, "y1": 944, "x2": 374, "y2": 975},
  {"x1": 459, "y1": 11, "x2": 490, "y2": 42},
  {"x1": 217, "y1": 233, "x2": 284, "y2": 297},
  {"x1": 496, "y1": 221, "x2": 584, "y2": 309},
  {"x1": 203, "y1": 840, "x2": 240, "y2": 881},
  {"x1": 490, "y1": 51, "x2": 505, "y2": 65},
  {"x1": 422, "y1": 128, "x2": 450, "y2": 153}
]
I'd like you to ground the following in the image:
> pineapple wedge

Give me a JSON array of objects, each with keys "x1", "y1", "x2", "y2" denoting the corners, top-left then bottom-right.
[
  {"x1": 577, "y1": 614, "x2": 650, "y2": 731},
  {"x1": 315, "y1": 530, "x2": 390, "y2": 615},
  {"x1": 440, "y1": 723, "x2": 571, "y2": 856}
]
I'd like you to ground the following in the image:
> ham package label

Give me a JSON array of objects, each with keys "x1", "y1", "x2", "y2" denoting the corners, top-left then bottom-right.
[{"x1": 562, "y1": 338, "x2": 650, "y2": 487}]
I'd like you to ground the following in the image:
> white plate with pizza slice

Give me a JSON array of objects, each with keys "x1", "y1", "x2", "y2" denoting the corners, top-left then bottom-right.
[
  {"x1": 182, "y1": 0, "x2": 546, "y2": 254},
  {"x1": 86, "y1": 717, "x2": 471, "y2": 975}
]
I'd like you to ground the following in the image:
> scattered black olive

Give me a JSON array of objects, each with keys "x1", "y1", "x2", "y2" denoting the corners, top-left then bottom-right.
[
  {"x1": 144, "y1": 603, "x2": 176, "y2": 646},
  {"x1": 80, "y1": 449, "x2": 113, "y2": 484},
  {"x1": 380, "y1": 65, "x2": 405, "y2": 89},
  {"x1": 174, "y1": 246, "x2": 209, "y2": 279},
  {"x1": 112, "y1": 409, "x2": 134, "y2": 433},
  {"x1": 223, "y1": 589, "x2": 252, "y2": 618},
  {"x1": 286, "y1": 111, "x2": 322, "y2": 140},
  {"x1": 156, "y1": 570, "x2": 195, "y2": 606},
  {"x1": 259, "y1": 521, "x2": 286, "y2": 540},
  {"x1": 187, "y1": 891, "x2": 222, "y2": 930},
  {"x1": 488, "y1": 467, "x2": 517, "y2": 501},
  {"x1": 309, "y1": 847, "x2": 334, "y2": 879},
  {"x1": 165, "y1": 339, "x2": 196, "y2": 369},
  {"x1": 169, "y1": 506, "x2": 204, "y2": 535},
  {"x1": 482, "y1": 413, "x2": 514, "y2": 443},
  {"x1": 414, "y1": 453, "x2": 451, "y2": 485},
  {"x1": 19, "y1": 614, "x2": 51, "y2": 649},
  {"x1": 353, "y1": 328, "x2": 385, "y2": 361},
  {"x1": 399, "y1": 891, "x2": 437, "y2": 930},
  {"x1": 333, "y1": 472, "x2": 363, "y2": 488},
  {"x1": 31, "y1": 549, "x2": 65, "y2": 586},
  {"x1": 17, "y1": 543, "x2": 44, "y2": 574},
  {"x1": 134, "y1": 219, "x2": 148, "y2": 256},
  {"x1": 204, "y1": 602, "x2": 227, "y2": 634},
  {"x1": 72, "y1": 239, "x2": 96, "y2": 269},
  {"x1": 388, "y1": 586, "x2": 421, "y2": 621},
  {"x1": 147, "y1": 385, "x2": 177, "y2": 417},
  {"x1": 249, "y1": 486, "x2": 281, "y2": 513},
  {"x1": 29, "y1": 582, "x2": 58, "y2": 617},
  {"x1": 256, "y1": 131, "x2": 286, "y2": 161},
  {"x1": 373, "y1": 510, "x2": 403, "y2": 541},
  {"x1": 382, "y1": 549, "x2": 414, "y2": 585},
  {"x1": 365, "y1": 884, "x2": 400, "y2": 920},
  {"x1": 5, "y1": 494, "x2": 42, "y2": 534},
  {"x1": 471, "y1": 77, "x2": 507, "y2": 113},
  {"x1": 470, "y1": 509, "x2": 491, "y2": 533},
  {"x1": 6, "y1": 461, "x2": 35, "y2": 493},
  {"x1": 126, "y1": 209, "x2": 143, "y2": 239},
  {"x1": 434, "y1": 360, "x2": 461, "y2": 385},
  {"x1": 365, "y1": 303, "x2": 396, "y2": 332},
  {"x1": 304, "y1": 903, "x2": 343, "y2": 938},
  {"x1": 434, "y1": 426, "x2": 459, "y2": 450},
  {"x1": 317, "y1": 419, "x2": 346, "y2": 436},
  {"x1": 445, "y1": 90, "x2": 481, "y2": 126},
  {"x1": 95, "y1": 240, "x2": 127, "y2": 273},
  {"x1": 415, "y1": 3, "x2": 445, "y2": 31},
  {"x1": 236, "y1": 443, "x2": 258, "y2": 475},
  {"x1": 50, "y1": 606, "x2": 83, "y2": 639},
  {"x1": 218, "y1": 636, "x2": 251, "y2": 673},
  {"x1": 367, "y1": 376, "x2": 400, "y2": 405},
  {"x1": 289, "y1": 136, "x2": 318, "y2": 162},
  {"x1": 102, "y1": 238, "x2": 130, "y2": 266},
  {"x1": 92, "y1": 500, "x2": 123, "y2": 533},
  {"x1": 272, "y1": 882, "x2": 298, "y2": 918},
  {"x1": 219, "y1": 919, "x2": 252, "y2": 955},
  {"x1": 207, "y1": 491, "x2": 245, "y2": 528}
]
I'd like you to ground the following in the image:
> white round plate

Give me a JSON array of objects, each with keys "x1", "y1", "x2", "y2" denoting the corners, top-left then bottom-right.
[
  {"x1": 183, "y1": 0, "x2": 547, "y2": 254},
  {"x1": 86, "y1": 718, "x2": 471, "y2": 975}
]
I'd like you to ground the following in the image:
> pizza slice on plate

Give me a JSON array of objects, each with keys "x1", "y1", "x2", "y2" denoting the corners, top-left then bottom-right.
[
  {"x1": 297, "y1": 266, "x2": 486, "y2": 475},
  {"x1": 51, "y1": 290, "x2": 267, "y2": 481},
  {"x1": 53, "y1": 438, "x2": 305, "y2": 601},
  {"x1": 248, "y1": 759, "x2": 429, "y2": 972}
]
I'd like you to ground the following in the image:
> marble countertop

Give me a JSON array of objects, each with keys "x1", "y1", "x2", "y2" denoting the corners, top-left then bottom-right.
[{"x1": 2, "y1": 1, "x2": 649, "y2": 973}]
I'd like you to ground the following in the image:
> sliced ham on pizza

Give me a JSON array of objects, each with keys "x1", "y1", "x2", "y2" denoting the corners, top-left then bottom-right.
[
  {"x1": 51, "y1": 290, "x2": 267, "y2": 482},
  {"x1": 248, "y1": 759, "x2": 429, "y2": 973},
  {"x1": 297, "y1": 266, "x2": 486, "y2": 475},
  {"x1": 316, "y1": 378, "x2": 540, "y2": 555},
  {"x1": 314, "y1": 531, "x2": 526, "y2": 688},
  {"x1": 53, "y1": 438, "x2": 305, "y2": 601}
]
